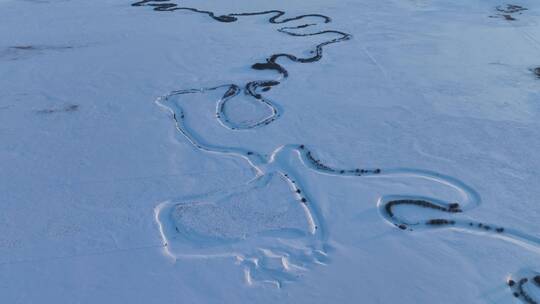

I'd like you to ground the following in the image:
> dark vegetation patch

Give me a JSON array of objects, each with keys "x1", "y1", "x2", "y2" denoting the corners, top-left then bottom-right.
[
  {"x1": 426, "y1": 219, "x2": 455, "y2": 226},
  {"x1": 2, "y1": 45, "x2": 75, "y2": 61},
  {"x1": 9, "y1": 45, "x2": 73, "y2": 51},
  {"x1": 36, "y1": 104, "x2": 79, "y2": 114},
  {"x1": 384, "y1": 199, "x2": 462, "y2": 219},
  {"x1": 10, "y1": 45, "x2": 36, "y2": 50},
  {"x1": 496, "y1": 4, "x2": 527, "y2": 14},
  {"x1": 509, "y1": 276, "x2": 540, "y2": 304},
  {"x1": 532, "y1": 67, "x2": 540, "y2": 78},
  {"x1": 490, "y1": 4, "x2": 528, "y2": 21},
  {"x1": 302, "y1": 146, "x2": 381, "y2": 175}
]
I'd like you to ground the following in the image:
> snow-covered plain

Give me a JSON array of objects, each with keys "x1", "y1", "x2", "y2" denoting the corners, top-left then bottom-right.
[{"x1": 1, "y1": 0, "x2": 540, "y2": 302}]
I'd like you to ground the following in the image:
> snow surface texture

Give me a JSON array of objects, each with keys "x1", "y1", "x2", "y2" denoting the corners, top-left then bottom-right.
[{"x1": 1, "y1": 0, "x2": 540, "y2": 303}]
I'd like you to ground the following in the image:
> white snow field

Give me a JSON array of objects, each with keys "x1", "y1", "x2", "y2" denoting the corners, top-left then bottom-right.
[{"x1": 1, "y1": 0, "x2": 540, "y2": 302}]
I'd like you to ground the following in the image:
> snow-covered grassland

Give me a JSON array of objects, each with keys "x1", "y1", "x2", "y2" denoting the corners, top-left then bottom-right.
[{"x1": 1, "y1": 0, "x2": 539, "y2": 303}]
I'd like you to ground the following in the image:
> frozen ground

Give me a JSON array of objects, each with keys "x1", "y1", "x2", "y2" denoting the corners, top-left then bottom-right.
[{"x1": 1, "y1": 0, "x2": 540, "y2": 303}]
